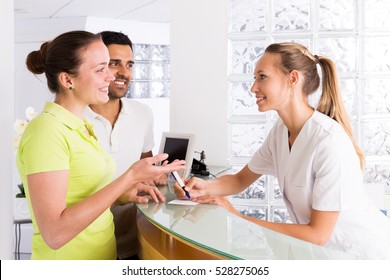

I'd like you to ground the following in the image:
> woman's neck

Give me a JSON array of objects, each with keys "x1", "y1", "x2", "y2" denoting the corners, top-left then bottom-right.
[
  {"x1": 54, "y1": 95, "x2": 86, "y2": 120},
  {"x1": 277, "y1": 101, "x2": 314, "y2": 148}
]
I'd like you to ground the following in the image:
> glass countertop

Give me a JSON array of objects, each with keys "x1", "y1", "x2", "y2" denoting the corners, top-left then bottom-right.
[{"x1": 136, "y1": 185, "x2": 356, "y2": 260}]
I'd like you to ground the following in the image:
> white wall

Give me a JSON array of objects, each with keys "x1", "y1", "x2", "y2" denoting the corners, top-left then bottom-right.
[
  {"x1": 0, "y1": 0, "x2": 15, "y2": 260},
  {"x1": 86, "y1": 17, "x2": 170, "y2": 45},
  {"x1": 170, "y1": 0, "x2": 229, "y2": 166}
]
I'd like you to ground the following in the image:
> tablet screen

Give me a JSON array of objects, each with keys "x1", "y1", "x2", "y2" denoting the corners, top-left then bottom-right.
[
  {"x1": 163, "y1": 137, "x2": 189, "y2": 163},
  {"x1": 158, "y1": 132, "x2": 196, "y2": 172}
]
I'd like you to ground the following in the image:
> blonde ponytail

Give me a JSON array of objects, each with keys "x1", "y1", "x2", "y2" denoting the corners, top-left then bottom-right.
[{"x1": 316, "y1": 57, "x2": 365, "y2": 169}]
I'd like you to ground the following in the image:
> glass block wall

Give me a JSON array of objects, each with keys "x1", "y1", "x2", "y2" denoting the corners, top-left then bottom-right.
[
  {"x1": 127, "y1": 44, "x2": 170, "y2": 98},
  {"x1": 228, "y1": 0, "x2": 390, "y2": 222}
]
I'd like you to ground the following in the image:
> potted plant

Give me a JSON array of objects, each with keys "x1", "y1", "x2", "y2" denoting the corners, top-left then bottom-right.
[{"x1": 16, "y1": 183, "x2": 25, "y2": 198}]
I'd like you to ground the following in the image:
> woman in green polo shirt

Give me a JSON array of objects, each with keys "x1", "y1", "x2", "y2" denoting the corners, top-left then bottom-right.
[{"x1": 17, "y1": 30, "x2": 185, "y2": 260}]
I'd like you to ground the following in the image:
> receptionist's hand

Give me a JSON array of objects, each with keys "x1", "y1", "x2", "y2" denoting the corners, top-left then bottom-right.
[
  {"x1": 192, "y1": 195, "x2": 238, "y2": 214},
  {"x1": 173, "y1": 176, "x2": 208, "y2": 199}
]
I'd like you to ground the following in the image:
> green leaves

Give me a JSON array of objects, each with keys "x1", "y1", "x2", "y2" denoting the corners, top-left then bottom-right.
[{"x1": 16, "y1": 183, "x2": 25, "y2": 198}]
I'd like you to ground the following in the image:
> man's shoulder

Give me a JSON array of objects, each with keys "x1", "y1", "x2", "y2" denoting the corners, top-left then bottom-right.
[{"x1": 121, "y1": 98, "x2": 153, "y2": 114}]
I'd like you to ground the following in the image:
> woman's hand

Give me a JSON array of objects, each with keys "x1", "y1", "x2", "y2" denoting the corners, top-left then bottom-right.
[
  {"x1": 126, "y1": 154, "x2": 186, "y2": 184},
  {"x1": 142, "y1": 160, "x2": 168, "y2": 186},
  {"x1": 192, "y1": 195, "x2": 238, "y2": 214},
  {"x1": 153, "y1": 160, "x2": 169, "y2": 186},
  {"x1": 153, "y1": 174, "x2": 167, "y2": 186},
  {"x1": 117, "y1": 182, "x2": 166, "y2": 204}
]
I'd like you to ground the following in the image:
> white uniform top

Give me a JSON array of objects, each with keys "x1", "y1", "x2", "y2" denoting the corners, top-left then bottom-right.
[
  {"x1": 85, "y1": 98, "x2": 154, "y2": 259},
  {"x1": 248, "y1": 110, "x2": 390, "y2": 259}
]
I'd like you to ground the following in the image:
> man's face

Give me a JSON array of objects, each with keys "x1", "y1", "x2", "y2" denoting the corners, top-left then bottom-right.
[{"x1": 106, "y1": 44, "x2": 134, "y2": 99}]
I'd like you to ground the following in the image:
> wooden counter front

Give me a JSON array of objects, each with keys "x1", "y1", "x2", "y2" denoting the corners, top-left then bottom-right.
[{"x1": 136, "y1": 211, "x2": 229, "y2": 260}]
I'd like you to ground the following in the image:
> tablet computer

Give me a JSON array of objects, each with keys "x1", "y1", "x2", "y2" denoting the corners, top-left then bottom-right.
[{"x1": 158, "y1": 132, "x2": 196, "y2": 176}]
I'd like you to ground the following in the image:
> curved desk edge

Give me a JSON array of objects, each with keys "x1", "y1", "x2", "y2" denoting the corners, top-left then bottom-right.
[{"x1": 136, "y1": 211, "x2": 230, "y2": 260}]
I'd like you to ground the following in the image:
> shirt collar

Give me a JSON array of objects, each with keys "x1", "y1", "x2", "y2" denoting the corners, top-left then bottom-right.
[
  {"x1": 119, "y1": 99, "x2": 129, "y2": 115},
  {"x1": 43, "y1": 102, "x2": 85, "y2": 130},
  {"x1": 84, "y1": 99, "x2": 128, "y2": 119},
  {"x1": 84, "y1": 105, "x2": 99, "y2": 119}
]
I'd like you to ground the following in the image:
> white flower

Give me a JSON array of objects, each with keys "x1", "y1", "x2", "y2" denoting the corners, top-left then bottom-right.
[
  {"x1": 13, "y1": 107, "x2": 37, "y2": 152},
  {"x1": 13, "y1": 119, "x2": 28, "y2": 136},
  {"x1": 13, "y1": 134, "x2": 22, "y2": 151},
  {"x1": 25, "y1": 106, "x2": 37, "y2": 122}
]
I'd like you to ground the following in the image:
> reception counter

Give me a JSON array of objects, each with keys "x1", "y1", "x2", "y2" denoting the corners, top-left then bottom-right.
[{"x1": 136, "y1": 184, "x2": 356, "y2": 260}]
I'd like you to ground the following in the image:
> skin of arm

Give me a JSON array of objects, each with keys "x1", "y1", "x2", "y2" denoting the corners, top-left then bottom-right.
[
  {"x1": 230, "y1": 206, "x2": 339, "y2": 246},
  {"x1": 27, "y1": 154, "x2": 185, "y2": 250},
  {"x1": 175, "y1": 164, "x2": 339, "y2": 246}
]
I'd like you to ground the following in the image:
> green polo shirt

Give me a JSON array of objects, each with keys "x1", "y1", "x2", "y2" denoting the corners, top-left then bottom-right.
[{"x1": 17, "y1": 102, "x2": 116, "y2": 260}]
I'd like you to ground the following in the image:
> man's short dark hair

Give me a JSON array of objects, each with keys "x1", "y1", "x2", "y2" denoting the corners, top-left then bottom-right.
[{"x1": 98, "y1": 31, "x2": 133, "y2": 51}]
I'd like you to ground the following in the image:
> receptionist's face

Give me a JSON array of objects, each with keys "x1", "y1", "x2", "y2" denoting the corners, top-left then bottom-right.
[{"x1": 250, "y1": 52, "x2": 291, "y2": 113}]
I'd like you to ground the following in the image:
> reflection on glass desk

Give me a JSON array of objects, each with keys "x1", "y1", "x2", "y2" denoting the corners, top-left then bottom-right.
[{"x1": 136, "y1": 185, "x2": 356, "y2": 260}]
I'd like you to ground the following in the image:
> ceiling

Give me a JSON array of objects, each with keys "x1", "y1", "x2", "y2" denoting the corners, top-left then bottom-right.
[{"x1": 14, "y1": 0, "x2": 170, "y2": 23}]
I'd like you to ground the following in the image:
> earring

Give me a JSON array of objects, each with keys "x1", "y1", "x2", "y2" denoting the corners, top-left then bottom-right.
[{"x1": 69, "y1": 86, "x2": 73, "y2": 90}]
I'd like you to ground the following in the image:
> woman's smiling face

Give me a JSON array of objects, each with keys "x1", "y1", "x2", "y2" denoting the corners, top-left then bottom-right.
[
  {"x1": 250, "y1": 52, "x2": 292, "y2": 113},
  {"x1": 71, "y1": 41, "x2": 115, "y2": 105}
]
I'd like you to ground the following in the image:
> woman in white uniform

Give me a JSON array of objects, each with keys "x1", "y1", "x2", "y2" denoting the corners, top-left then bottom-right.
[{"x1": 176, "y1": 42, "x2": 390, "y2": 259}]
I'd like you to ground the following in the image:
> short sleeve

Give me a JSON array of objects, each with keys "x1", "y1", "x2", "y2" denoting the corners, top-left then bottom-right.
[{"x1": 18, "y1": 117, "x2": 70, "y2": 175}]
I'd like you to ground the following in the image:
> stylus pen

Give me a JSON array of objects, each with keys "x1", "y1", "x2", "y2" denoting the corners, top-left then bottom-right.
[{"x1": 171, "y1": 171, "x2": 191, "y2": 199}]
